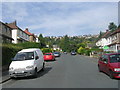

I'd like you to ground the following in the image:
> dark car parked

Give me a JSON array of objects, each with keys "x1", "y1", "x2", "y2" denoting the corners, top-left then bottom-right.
[
  {"x1": 98, "y1": 53, "x2": 120, "y2": 79},
  {"x1": 53, "y1": 52, "x2": 61, "y2": 57},
  {"x1": 71, "y1": 51, "x2": 76, "y2": 55}
]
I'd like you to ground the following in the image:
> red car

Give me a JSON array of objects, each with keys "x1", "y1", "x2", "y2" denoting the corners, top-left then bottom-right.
[
  {"x1": 44, "y1": 53, "x2": 55, "y2": 61},
  {"x1": 98, "y1": 53, "x2": 120, "y2": 79}
]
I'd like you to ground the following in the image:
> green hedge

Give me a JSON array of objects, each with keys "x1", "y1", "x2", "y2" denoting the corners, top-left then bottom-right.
[
  {"x1": 16, "y1": 42, "x2": 40, "y2": 49},
  {"x1": 41, "y1": 48, "x2": 53, "y2": 54},
  {"x1": 2, "y1": 44, "x2": 23, "y2": 66}
]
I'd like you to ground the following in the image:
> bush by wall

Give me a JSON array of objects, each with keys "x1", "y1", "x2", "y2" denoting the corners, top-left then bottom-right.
[
  {"x1": 41, "y1": 48, "x2": 53, "y2": 54},
  {"x1": 2, "y1": 44, "x2": 23, "y2": 66},
  {"x1": 16, "y1": 42, "x2": 40, "y2": 49}
]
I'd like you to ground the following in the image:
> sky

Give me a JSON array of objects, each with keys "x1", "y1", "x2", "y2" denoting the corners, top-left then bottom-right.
[{"x1": 1, "y1": 1, "x2": 118, "y2": 37}]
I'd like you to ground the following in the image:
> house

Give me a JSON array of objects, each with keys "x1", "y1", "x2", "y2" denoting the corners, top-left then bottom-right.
[
  {"x1": 35, "y1": 35, "x2": 40, "y2": 43},
  {"x1": 24, "y1": 28, "x2": 36, "y2": 42},
  {"x1": 96, "y1": 30, "x2": 111, "y2": 49},
  {"x1": 6, "y1": 21, "x2": 29, "y2": 44},
  {"x1": 0, "y1": 21, "x2": 14, "y2": 43},
  {"x1": 108, "y1": 28, "x2": 120, "y2": 52},
  {"x1": 53, "y1": 45, "x2": 60, "y2": 51}
]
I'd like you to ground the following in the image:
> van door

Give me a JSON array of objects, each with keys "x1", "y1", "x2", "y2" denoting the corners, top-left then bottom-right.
[
  {"x1": 38, "y1": 50, "x2": 44, "y2": 69},
  {"x1": 34, "y1": 51, "x2": 40, "y2": 72}
]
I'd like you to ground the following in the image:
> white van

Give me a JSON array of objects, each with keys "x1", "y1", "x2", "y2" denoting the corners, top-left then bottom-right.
[{"x1": 9, "y1": 48, "x2": 45, "y2": 78}]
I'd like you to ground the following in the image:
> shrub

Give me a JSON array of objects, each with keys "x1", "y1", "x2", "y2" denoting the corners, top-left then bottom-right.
[
  {"x1": 77, "y1": 47, "x2": 85, "y2": 55},
  {"x1": 41, "y1": 48, "x2": 53, "y2": 54},
  {"x1": 2, "y1": 44, "x2": 23, "y2": 66},
  {"x1": 16, "y1": 42, "x2": 40, "y2": 49}
]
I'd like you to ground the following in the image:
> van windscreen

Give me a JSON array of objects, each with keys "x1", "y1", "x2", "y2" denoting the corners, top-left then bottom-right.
[{"x1": 14, "y1": 52, "x2": 34, "y2": 61}]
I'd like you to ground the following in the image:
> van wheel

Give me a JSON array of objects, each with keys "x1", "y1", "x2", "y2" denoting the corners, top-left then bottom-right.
[
  {"x1": 41, "y1": 63, "x2": 45, "y2": 71},
  {"x1": 33, "y1": 68, "x2": 37, "y2": 78}
]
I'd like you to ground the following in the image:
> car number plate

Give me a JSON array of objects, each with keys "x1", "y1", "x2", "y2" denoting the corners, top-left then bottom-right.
[
  {"x1": 15, "y1": 71, "x2": 24, "y2": 73},
  {"x1": 46, "y1": 56, "x2": 49, "y2": 58}
]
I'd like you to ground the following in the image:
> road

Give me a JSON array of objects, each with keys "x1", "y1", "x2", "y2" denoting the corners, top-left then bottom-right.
[{"x1": 2, "y1": 54, "x2": 119, "y2": 88}]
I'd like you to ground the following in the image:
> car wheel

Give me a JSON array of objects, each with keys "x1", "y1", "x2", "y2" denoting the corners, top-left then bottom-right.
[
  {"x1": 98, "y1": 65, "x2": 102, "y2": 72},
  {"x1": 41, "y1": 63, "x2": 45, "y2": 71},
  {"x1": 33, "y1": 68, "x2": 37, "y2": 78},
  {"x1": 109, "y1": 70, "x2": 114, "y2": 79}
]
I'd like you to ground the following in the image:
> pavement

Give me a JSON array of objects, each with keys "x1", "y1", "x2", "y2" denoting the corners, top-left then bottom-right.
[{"x1": 0, "y1": 69, "x2": 11, "y2": 84}]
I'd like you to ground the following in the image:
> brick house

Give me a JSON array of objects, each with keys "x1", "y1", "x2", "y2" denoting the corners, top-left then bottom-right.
[
  {"x1": 6, "y1": 21, "x2": 29, "y2": 44},
  {"x1": 108, "y1": 28, "x2": 120, "y2": 52},
  {"x1": 24, "y1": 28, "x2": 36, "y2": 42},
  {"x1": 0, "y1": 21, "x2": 13, "y2": 43}
]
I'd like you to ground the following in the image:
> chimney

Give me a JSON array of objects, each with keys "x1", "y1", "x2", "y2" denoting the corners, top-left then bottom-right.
[
  {"x1": 25, "y1": 28, "x2": 28, "y2": 31},
  {"x1": 106, "y1": 30, "x2": 109, "y2": 32}
]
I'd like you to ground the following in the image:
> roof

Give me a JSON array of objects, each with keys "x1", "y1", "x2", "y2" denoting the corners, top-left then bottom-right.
[
  {"x1": 108, "y1": 42, "x2": 120, "y2": 46},
  {"x1": 24, "y1": 29, "x2": 33, "y2": 36},
  {"x1": 110, "y1": 28, "x2": 120, "y2": 36},
  {"x1": 24, "y1": 28, "x2": 36, "y2": 38},
  {"x1": 6, "y1": 21, "x2": 18, "y2": 29},
  {"x1": 6, "y1": 21, "x2": 24, "y2": 33},
  {"x1": 19, "y1": 48, "x2": 40, "y2": 52},
  {"x1": 0, "y1": 21, "x2": 12, "y2": 29},
  {"x1": 102, "y1": 31, "x2": 111, "y2": 38}
]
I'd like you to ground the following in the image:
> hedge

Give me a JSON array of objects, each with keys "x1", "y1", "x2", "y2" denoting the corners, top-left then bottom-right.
[
  {"x1": 41, "y1": 48, "x2": 53, "y2": 54},
  {"x1": 2, "y1": 44, "x2": 23, "y2": 66}
]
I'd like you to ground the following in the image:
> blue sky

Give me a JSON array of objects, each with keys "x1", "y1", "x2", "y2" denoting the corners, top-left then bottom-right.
[{"x1": 1, "y1": 2, "x2": 118, "y2": 36}]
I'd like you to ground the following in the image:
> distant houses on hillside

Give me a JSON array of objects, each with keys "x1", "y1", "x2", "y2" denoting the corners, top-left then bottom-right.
[
  {"x1": 96, "y1": 29, "x2": 120, "y2": 52},
  {"x1": 0, "y1": 21, "x2": 40, "y2": 44}
]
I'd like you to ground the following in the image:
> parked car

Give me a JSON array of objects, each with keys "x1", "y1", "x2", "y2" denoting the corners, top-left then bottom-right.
[
  {"x1": 53, "y1": 52, "x2": 61, "y2": 57},
  {"x1": 71, "y1": 51, "x2": 76, "y2": 55},
  {"x1": 44, "y1": 53, "x2": 55, "y2": 61},
  {"x1": 64, "y1": 52, "x2": 67, "y2": 54},
  {"x1": 98, "y1": 53, "x2": 120, "y2": 79},
  {"x1": 9, "y1": 48, "x2": 45, "y2": 78}
]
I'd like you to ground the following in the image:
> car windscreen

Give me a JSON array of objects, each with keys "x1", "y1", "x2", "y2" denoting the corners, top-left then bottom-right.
[
  {"x1": 53, "y1": 52, "x2": 59, "y2": 54},
  {"x1": 109, "y1": 54, "x2": 120, "y2": 63},
  {"x1": 45, "y1": 54, "x2": 51, "y2": 55},
  {"x1": 14, "y1": 52, "x2": 34, "y2": 61}
]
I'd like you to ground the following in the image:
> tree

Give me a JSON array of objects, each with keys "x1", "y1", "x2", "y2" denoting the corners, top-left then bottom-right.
[
  {"x1": 118, "y1": 24, "x2": 120, "y2": 28},
  {"x1": 77, "y1": 47, "x2": 85, "y2": 55},
  {"x1": 59, "y1": 35, "x2": 70, "y2": 52},
  {"x1": 108, "y1": 22, "x2": 117, "y2": 32},
  {"x1": 77, "y1": 43, "x2": 86, "y2": 48},
  {"x1": 38, "y1": 34, "x2": 46, "y2": 48}
]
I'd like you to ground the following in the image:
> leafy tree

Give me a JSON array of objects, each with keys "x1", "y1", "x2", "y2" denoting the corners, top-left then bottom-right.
[
  {"x1": 59, "y1": 35, "x2": 70, "y2": 52},
  {"x1": 38, "y1": 34, "x2": 46, "y2": 48},
  {"x1": 108, "y1": 22, "x2": 117, "y2": 32},
  {"x1": 118, "y1": 24, "x2": 120, "y2": 28},
  {"x1": 77, "y1": 43, "x2": 86, "y2": 48},
  {"x1": 77, "y1": 47, "x2": 85, "y2": 55}
]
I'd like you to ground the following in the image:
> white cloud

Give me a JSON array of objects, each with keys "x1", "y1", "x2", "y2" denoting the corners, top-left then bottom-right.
[
  {"x1": 1, "y1": 0, "x2": 120, "y2": 2},
  {"x1": 2, "y1": 2, "x2": 28, "y2": 22},
  {"x1": 2, "y1": 2, "x2": 118, "y2": 36},
  {"x1": 27, "y1": 3, "x2": 117, "y2": 36}
]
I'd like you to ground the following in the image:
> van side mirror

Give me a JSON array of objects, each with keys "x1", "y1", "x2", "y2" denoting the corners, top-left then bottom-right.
[{"x1": 35, "y1": 56, "x2": 39, "y2": 60}]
